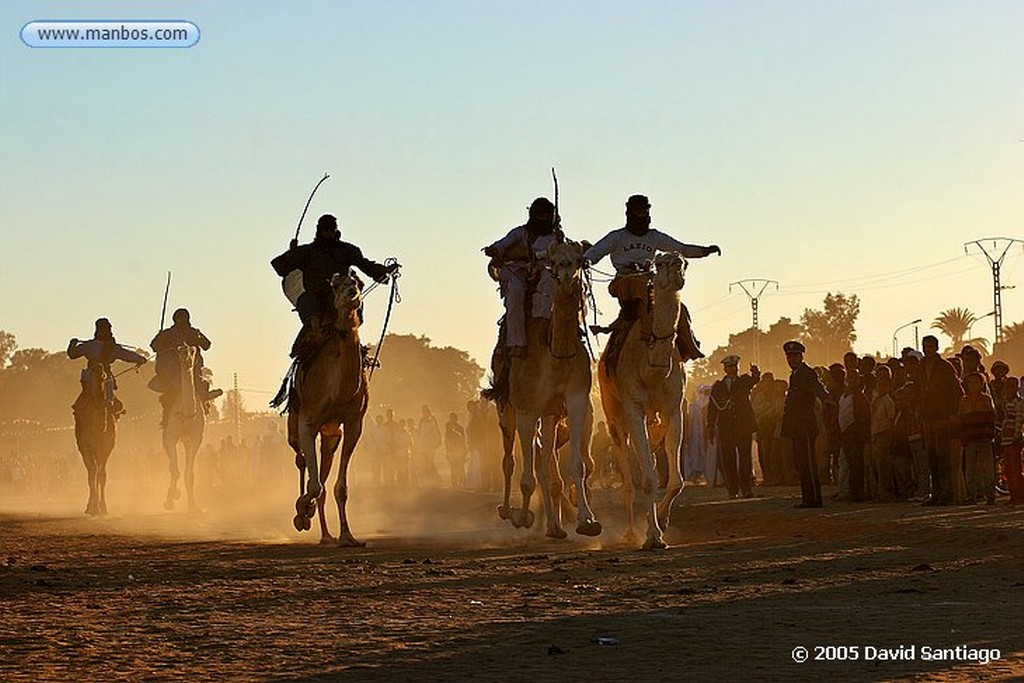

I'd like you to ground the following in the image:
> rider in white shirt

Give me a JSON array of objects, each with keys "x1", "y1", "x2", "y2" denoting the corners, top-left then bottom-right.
[{"x1": 585, "y1": 194, "x2": 720, "y2": 362}]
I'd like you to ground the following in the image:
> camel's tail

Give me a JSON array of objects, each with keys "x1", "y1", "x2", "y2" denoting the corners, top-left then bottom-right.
[
  {"x1": 270, "y1": 361, "x2": 299, "y2": 412},
  {"x1": 480, "y1": 378, "x2": 507, "y2": 404}
]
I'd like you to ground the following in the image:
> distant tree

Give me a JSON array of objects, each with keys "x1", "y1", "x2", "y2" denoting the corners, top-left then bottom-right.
[
  {"x1": 1002, "y1": 322, "x2": 1024, "y2": 344},
  {"x1": 0, "y1": 330, "x2": 16, "y2": 368},
  {"x1": 932, "y1": 307, "x2": 982, "y2": 354},
  {"x1": 367, "y1": 334, "x2": 484, "y2": 421},
  {"x1": 800, "y1": 292, "x2": 860, "y2": 366},
  {"x1": 0, "y1": 346, "x2": 158, "y2": 427},
  {"x1": 688, "y1": 316, "x2": 805, "y2": 397},
  {"x1": 990, "y1": 320, "x2": 1024, "y2": 374}
]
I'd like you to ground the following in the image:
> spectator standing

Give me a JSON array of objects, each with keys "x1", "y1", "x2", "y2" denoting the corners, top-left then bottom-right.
[{"x1": 957, "y1": 372, "x2": 996, "y2": 505}]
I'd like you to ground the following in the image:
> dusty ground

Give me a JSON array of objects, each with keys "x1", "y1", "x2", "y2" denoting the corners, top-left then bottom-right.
[{"x1": 2, "y1": 482, "x2": 1023, "y2": 682}]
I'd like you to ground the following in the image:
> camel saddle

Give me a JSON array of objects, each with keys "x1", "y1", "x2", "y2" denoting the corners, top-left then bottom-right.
[{"x1": 592, "y1": 273, "x2": 703, "y2": 374}]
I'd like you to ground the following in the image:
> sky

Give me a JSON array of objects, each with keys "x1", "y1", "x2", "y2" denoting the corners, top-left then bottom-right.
[{"x1": 2, "y1": 0, "x2": 1022, "y2": 404}]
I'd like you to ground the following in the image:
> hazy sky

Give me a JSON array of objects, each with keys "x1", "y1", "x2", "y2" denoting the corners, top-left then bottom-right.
[{"x1": 2, "y1": 1, "x2": 1022, "y2": 403}]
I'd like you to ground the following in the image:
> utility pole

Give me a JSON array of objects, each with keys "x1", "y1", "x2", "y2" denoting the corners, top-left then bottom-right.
[
  {"x1": 233, "y1": 372, "x2": 240, "y2": 442},
  {"x1": 730, "y1": 279, "x2": 779, "y2": 366},
  {"x1": 964, "y1": 238, "x2": 1023, "y2": 344}
]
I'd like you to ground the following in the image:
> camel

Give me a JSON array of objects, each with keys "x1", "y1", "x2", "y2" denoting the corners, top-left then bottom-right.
[
  {"x1": 488, "y1": 240, "x2": 601, "y2": 539},
  {"x1": 72, "y1": 370, "x2": 116, "y2": 516},
  {"x1": 597, "y1": 252, "x2": 688, "y2": 549},
  {"x1": 288, "y1": 271, "x2": 369, "y2": 546},
  {"x1": 161, "y1": 344, "x2": 206, "y2": 512}
]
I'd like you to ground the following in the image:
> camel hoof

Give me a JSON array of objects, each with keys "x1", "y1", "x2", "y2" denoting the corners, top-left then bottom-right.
[
  {"x1": 319, "y1": 534, "x2": 337, "y2": 545},
  {"x1": 623, "y1": 530, "x2": 640, "y2": 546},
  {"x1": 163, "y1": 499, "x2": 175, "y2": 511},
  {"x1": 497, "y1": 505, "x2": 511, "y2": 520},
  {"x1": 576, "y1": 520, "x2": 603, "y2": 537},
  {"x1": 546, "y1": 527, "x2": 569, "y2": 540},
  {"x1": 338, "y1": 533, "x2": 366, "y2": 548},
  {"x1": 292, "y1": 514, "x2": 307, "y2": 532},
  {"x1": 643, "y1": 537, "x2": 668, "y2": 551},
  {"x1": 511, "y1": 508, "x2": 535, "y2": 529},
  {"x1": 295, "y1": 494, "x2": 317, "y2": 518}
]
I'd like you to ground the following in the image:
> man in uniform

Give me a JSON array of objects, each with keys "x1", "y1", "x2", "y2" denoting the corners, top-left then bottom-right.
[
  {"x1": 781, "y1": 340, "x2": 832, "y2": 508},
  {"x1": 67, "y1": 318, "x2": 148, "y2": 416},
  {"x1": 271, "y1": 214, "x2": 399, "y2": 353},
  {"x1": 149, "y1": 308, "x2": 222, "y2": 423},
  {"x1": 584, "y1": 194, "x2": 719, "y2": 362},
  {"x1": 707, "y1": 355, "x2": 761, "y2": 498},
  {"x1": 917, "y1": 334, "x2": 963, "y2": 505},
  {"x1": 483, "y1": 197, "x2": 561, "y2": 357}
]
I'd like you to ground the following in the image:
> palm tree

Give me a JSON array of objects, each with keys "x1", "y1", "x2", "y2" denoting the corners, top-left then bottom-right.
[
  {"x1": 932, "y1": 307, "x2": 976, "y2": 354},
  {"x1": 1002, "y1": 321, "x2": 1024, "y2": 344}
]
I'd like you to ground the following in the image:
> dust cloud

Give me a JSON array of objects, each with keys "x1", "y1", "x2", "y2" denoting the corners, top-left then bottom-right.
[{"x1": 0, "y1": 395, "x2": 623, "y2": 550}]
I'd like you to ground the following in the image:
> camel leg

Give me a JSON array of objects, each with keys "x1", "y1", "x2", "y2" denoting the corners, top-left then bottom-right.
[
  {"x1": 96, "y1": 442, "x2": 112, "y2": 516},
  {"x1": 317, "y1": 432, "x2": 341, "y2": 544},
  {"x1": 80, "y1": 448, "x2": 99, "y2": 515},
  {"x1": 294, "y1": 415, "x2": 321, "y2": 529},
  {"x1": 614, "y1": 439, "x2": 639, "y2": 546},
  {"x1": 298, "y1": 416, "x2": 322, "y2": 500},
  {"x1": 511, "y1": 411, "x2": 538, "y2": 529},
  {"x1": 537, "y1": 416, "x2": 567, "y2": 539},
  {"x1": 75, "y1": 416, "x2": 99, "y2": 515},
  {"x1": 657, "y1": 403, "x2": 685, "y2": 530},
  {"x1": 497, "y1": 404, "x2": 516, "y2": 520},
  {"x1": 163, "y1": 433, "x2": 181, "y2": 511},
  {"x1": 567, "y1": 394, "x2": 601, "y2": 537},
  {"x1": 335, "y1": 420, "x2": 366, "y2": 547},
  {"x1": 183, "y1": 440, "x2": 202, "y2": 514},
  {"x1": 623, "y1": 403, "x2": 664, "y2": 549}
]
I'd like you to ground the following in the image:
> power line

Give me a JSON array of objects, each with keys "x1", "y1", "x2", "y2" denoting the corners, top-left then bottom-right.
[{"x1": 783, "y1": 255, "x2": 969, "y2": 289}]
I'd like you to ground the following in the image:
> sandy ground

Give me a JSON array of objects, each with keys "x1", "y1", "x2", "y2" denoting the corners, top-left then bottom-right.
[{"x1": 2, "y1": 481, "x2": 1023, "y2": 683}]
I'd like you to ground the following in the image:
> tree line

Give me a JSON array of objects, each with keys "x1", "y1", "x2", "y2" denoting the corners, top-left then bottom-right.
[
  {"x1": 689, "y1": 293, "x2": 1024, "y2": 390},
  {"x1": 0, "y1": 331, "x2": 485, "y2": 432}
]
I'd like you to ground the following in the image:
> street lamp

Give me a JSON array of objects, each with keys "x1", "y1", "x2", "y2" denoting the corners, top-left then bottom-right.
[
  {"x1": 967, "y1": 311, "x2": 996, "y2": 344},
  {"x1": 892, "y1": 318, "x2": 922, "y2": 357}
]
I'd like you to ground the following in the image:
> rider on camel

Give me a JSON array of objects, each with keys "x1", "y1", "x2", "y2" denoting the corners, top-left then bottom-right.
[
  {"x1": 67, "y1": 318, "x2": 148, "y2": 417},
  {"x1": 271, "y1": 213, "x2": 399, "y2": 357},
  {"x1": 483, "y1": 197, "x2": 563, "y2": 358},
  {"x1": 149, "y1": 308, "x2": 223, "y2": 423},
  {"x1": 584, "y1": 194, "x2": 720, "y2": 364}
]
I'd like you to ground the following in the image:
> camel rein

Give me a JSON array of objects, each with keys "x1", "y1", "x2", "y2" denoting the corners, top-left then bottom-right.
[{"x1": 367, "y1": 257, "x2": 401, "y2": 382}]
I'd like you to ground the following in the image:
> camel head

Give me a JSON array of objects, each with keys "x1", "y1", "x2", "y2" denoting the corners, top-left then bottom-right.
[
  {"x1": 331, "y1": 271, "x2": 363, "y2": 328},
  {"x1": 653, "y1": 253, "x2": 686, "y2": 292},
  {"x1": 547, "y1": 240, "x2": 585, "y2": 287}
]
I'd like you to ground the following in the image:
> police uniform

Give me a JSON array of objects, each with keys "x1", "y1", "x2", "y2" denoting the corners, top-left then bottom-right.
[
  {"x1": 707, "y1": 355, "x2": 761, "y2": 497},
  {"x1": 781, "y1": 341, "x2": 831, "y2": 507}
]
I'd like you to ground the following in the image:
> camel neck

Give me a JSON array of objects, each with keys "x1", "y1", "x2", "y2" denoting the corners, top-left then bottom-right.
[
  {"x1": 549, "y1": 278, "x2": 581, "y2": 358},
  {"x1": 651, "y1": 281, "x2": 680, "y2": 340}
]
